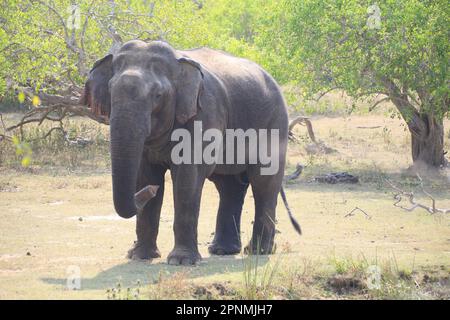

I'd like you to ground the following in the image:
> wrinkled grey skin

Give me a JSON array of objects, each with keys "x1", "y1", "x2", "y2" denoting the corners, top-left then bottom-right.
[{"x1": 82, "y1": 40, "x2": 288, "y2": 265}]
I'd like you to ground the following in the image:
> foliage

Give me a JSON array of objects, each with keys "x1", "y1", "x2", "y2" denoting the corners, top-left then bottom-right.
[
  {"x1": 0, "y1": 0, "x2": 226, "y2": 94},
  {"x1": 1, "y1": 0, "x2": 448, "y2": 110},
  {"x1": 268, "y1": 0, "x2": 449, "y2": 119},
  {"x1": 0, "y1": 0, "x2": 448, "y2": 166}
]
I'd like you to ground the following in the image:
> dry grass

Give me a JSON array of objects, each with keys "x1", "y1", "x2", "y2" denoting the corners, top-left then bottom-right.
[
  {"x1": 0, "y1": 107, "x2": 449, "y2": 299},
  {"x1": 0, "y1": 113, "x2": 110, "y2": 170}
]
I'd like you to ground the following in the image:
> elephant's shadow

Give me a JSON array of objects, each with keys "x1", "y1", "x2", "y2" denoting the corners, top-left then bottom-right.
[{"x1": 42, "y1": 255, "x2": 269, "y2": 291}]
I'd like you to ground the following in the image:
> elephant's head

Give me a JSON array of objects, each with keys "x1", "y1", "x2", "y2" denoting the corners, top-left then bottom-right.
[{"x1": 81, "y1": 40, "x2": 204, "y2": 218}]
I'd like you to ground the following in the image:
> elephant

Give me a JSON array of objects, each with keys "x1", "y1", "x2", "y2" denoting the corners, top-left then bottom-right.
[{"x1": 81, "y1": 40, "x2": 300, "y2": 265}]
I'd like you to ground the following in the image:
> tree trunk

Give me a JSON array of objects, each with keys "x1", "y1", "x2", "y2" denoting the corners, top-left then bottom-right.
[
  {"x1": 380, "y1": 77, "x2": 447, "y2": 168},
  {"x1": 408, "y1": 113, "x2": 446, "y2": 167}
]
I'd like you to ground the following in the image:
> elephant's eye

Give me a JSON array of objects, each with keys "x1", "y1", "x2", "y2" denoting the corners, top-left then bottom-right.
[
  {"x1": 152, "y1": 92, "x2": 163, "y2": 113},
  {"x1": 153, "y1": 88, "x2": 163, "y2": 100}
]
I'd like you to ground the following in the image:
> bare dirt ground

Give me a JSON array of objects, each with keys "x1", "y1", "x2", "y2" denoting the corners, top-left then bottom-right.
[{"x1": 0, "y1": 114, "x2": 449, "y2": 299}]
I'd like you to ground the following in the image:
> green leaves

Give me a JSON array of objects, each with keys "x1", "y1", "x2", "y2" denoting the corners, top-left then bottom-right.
[
  {"x1": 17, "y1": 92, "x2": 25, "y2": 103},
  {"x1": 1, "y1": 0, "x2": 447, "y2": 120},
  {"x1": 263, "y1": 0, "x2": 449, "y2": 118}
]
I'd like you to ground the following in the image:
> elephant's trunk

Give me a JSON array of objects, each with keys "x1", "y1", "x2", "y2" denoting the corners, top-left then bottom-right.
[{"x1": 110, "y1": 110, "x2": 149, "y2": 219}]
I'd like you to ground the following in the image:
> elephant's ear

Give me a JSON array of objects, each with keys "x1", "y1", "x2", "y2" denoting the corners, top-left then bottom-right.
[
  {"x1": 175, "y1": 57, "x2": 204, "y2": 124},
  {"x1": 80, "y1": 54, "x2": 113, "y2": 119}
]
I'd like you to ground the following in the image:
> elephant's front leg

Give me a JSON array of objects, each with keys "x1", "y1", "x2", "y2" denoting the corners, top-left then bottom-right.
[
  {"x1": 127, "y1": 163, "x2": 166, "y2": 260},
  {"x1": 168, "y1": 165, "x2": 206, "y2": 265}
]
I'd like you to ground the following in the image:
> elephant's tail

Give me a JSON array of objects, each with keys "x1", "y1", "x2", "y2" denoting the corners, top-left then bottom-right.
[{"x1": 280, "y1": 187, "x2": 302, "y2": 235}]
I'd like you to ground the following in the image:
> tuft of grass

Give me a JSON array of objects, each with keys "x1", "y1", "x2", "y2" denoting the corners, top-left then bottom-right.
[
  {"x1": 148, "y1": 271, "x2": 193, "y2": 300},
  {"x1": 191, "y1": 282, "x2": 237, "y2": 300},
  {"x1": 329, "y1": 255, "x2": 369, "y2": 276},
  {"x1": 106, "y1": 280, "x2": 142, "y2": 300},
  {"x1": 274, "y1": 258, "x2": 322, "y2": 299},
  {"x1": 239, "y1": 248, "x2": 282, "y2": 300}
]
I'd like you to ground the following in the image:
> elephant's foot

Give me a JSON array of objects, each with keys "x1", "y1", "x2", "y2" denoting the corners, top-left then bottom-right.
[
  {"x1": 244, "y1": 240, "x2": 277, "y2": 255},
  {"x1": 208, "y1": 241, "x2": 241, "y2": 256},
  {"x1": 167, "y1": 247, "x2": 201, "y2": 265},
  {"x1": 127, "y1": 241, "x2": 161, "y2": 260}
]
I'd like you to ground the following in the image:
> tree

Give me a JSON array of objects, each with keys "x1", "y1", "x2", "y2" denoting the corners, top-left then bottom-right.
[
  {"x1": 0, "y1": 0, "x2": 222, "y2": 134},
  {"x1": 265, "y1": 0, "x2": 449, "y2": 167}
]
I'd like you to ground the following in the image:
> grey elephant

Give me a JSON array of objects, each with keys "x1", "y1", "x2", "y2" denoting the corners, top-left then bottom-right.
[{"x1": 81, "y1": 40, "x2": 300, "y2": 265}]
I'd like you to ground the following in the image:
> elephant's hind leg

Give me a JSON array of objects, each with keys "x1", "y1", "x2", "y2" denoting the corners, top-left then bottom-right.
[
  {"x1": 127, "y1": 163, "x2": 166, "y2": 260},
  {"x1": 244, "y1": 165, "x2": 284, "y2": 255},
  {"x1": 208, "y1": 173, "x2": 249, "y2": 255}
]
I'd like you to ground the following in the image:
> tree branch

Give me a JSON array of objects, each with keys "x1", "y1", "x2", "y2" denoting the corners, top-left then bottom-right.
[
  {"x1": 385, "y1": 176, "x2": 450, "y2": 214},
  {"x1": 344, "y1": 207, "x2": 372, "y2": 219},
  {"x1": 369, "y1": 96, "x2": 391, "y2": 112},
  {"x1": 288, "y1": 116, "x2": 317, "y2": 143},
  {"x1": 284, "y1": 163, "x2": 305, "y2": 181}
]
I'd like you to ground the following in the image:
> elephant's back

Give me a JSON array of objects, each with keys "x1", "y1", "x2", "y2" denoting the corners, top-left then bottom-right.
[
  {"x1": 179, "y1": 48, "x2": 288, "y2": 133},
  {"x1": 179, "y1": 48, "x2": 275, "y2": 91}
]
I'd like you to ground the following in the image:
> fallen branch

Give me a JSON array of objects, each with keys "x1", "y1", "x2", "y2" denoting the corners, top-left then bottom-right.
[
  {"x1": 284, "y1": 163, "x2": 305, "y2": 181},
  {"x1": 288, "y1": 116, "x2": 317, "y2": 143},
  {"x1": 288, "y1": 115, "x2": 336, "y2": 155},
  {"x1": 4, "y1": 85, "x2": 109, "y2": 141},
  {"x1": 2, "y1": 88, "x2": 108, "y2": 148},
  {"x1": 344, "y1": 207, "x2": 372, "y2": 219},
  {"x1": 385, "y1": 175, "x2": 450, "y2": 214},
  {"x1": 6, "y1": 104, "x2": 109, "y2": 133},
  {"x1": 356, "y1": 126, "x2": 382, "y2": 129},
  {"x1": 315, "y1": 172, "x2": 359, "y2": 184}
]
